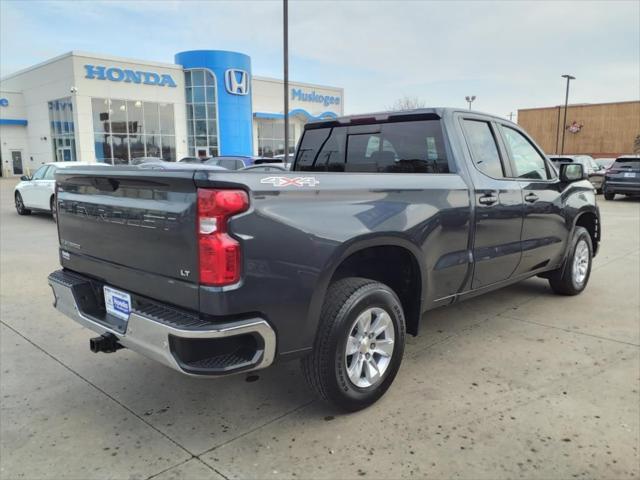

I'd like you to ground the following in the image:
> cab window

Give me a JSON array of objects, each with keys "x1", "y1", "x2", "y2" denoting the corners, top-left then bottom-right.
[
  {"x1": 462, "y1": 120, "x2": 505, "y2": 178},
  {"x1": 501, "y1": 127, "x2": 551, "y2": 180}
]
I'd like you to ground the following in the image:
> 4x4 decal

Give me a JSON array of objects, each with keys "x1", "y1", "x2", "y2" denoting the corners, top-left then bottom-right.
[{"x1": 260, "y1": 176, "x2": 320, "y2": 187}]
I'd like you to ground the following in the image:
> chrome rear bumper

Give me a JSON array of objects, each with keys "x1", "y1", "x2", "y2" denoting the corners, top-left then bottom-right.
[{"x1": 48, "y1": 270, "x2": 276, "y2": 377}]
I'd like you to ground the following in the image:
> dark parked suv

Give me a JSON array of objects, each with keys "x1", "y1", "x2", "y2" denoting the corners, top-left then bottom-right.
[
  {"x1": 49, "y1": 108, "x2": 600, "y2": 411},
  {"x1": 603, "y1": 156, "x2": 640, "y2": 200}
]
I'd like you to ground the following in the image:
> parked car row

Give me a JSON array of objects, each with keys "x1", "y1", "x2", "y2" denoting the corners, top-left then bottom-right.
[
  {"x1": 178, "y1": 155, "x2": 290, "y2": 170},
  {"x1": 13, "y1": 151, "x2": 636, "y2": 225},
  {"x1": 549, "y1": 155, "x2": 605, "y2": 192},
  {"x1": 548, "y1": 154, "x2": 640, "y2": 199},
  {"x1": 14, "y1": 157, "x2": 292, "y2": 221}
]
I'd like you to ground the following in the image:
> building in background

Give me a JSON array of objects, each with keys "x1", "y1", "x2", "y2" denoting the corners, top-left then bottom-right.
[
  {"x1": 0, "y1": 50, "x2": 343, "y2": 176},
  {"x1": 518, "y1": 100, "x2": 639, "y2": 158}
]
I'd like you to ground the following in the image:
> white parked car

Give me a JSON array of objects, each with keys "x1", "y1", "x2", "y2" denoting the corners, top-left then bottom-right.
[{"x1": 14, "y1": 162, "x2": 109, "y2": 220}]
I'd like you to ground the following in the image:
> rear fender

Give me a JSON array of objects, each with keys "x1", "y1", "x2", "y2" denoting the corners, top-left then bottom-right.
[{"x1": 305, "y1": 234, "x2": 426, "y2": 340}]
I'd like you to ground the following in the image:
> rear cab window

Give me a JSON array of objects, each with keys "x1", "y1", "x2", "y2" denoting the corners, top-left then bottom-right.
[{"x1": 293, "y1": 118, "x2": 451, "y2": 173}]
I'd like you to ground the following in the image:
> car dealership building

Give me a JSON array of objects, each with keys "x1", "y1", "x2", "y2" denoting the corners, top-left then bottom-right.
[{"x1": 0, "y1": 50, "x2": 344, "y2": 176}]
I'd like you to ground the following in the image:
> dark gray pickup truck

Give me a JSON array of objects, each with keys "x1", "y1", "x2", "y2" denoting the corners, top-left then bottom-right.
[{"x1": 49, "y1": 108, "x2": 600, "y2": 411}]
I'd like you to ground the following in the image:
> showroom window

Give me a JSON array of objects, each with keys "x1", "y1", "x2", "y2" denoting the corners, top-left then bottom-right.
[
  {"x1": 48, "y1": 97, "x2": 77, "y2": 162},
  {"x1": 256, "y1": 118, "x2": 294, "y2": 157},
  {"x1": 92, "y1": 98, "x2": 176, "y2": 164},
  {"x1": 185, "y1": 69, "x2": 219, "y2": 158}
]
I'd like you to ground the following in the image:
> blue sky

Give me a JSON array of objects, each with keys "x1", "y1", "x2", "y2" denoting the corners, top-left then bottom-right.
[{"x1": 1, "y1": 0, "x2": 638, "y2": 120}]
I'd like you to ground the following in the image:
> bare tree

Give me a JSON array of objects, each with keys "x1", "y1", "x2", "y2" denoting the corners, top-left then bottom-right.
[
  {"x1": 634, "y1": 134, "x2": 640, "y2": 154},
  {"x1": 387, "y1": 96, "x2": 427, "y2": 111}
]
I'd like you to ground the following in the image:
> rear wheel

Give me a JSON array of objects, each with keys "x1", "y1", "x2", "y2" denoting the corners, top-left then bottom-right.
[
  {"x1": 603, "y1": 190, "x2": 615, "y2": 200},
  {"x1": 548, "y1": 226, "x2": 593, "y2": 295},
  {"x1": 301, "y1": 277, "x2": 406, "y2": 412},
  {"x1": 15, "y1": 192, "x2": 31, "y2": 215}
]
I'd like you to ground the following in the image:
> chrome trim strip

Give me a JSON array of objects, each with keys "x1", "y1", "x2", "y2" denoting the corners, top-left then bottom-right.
[{"x1": 48, "y1": 278, "x2": 276, "y2": 377}]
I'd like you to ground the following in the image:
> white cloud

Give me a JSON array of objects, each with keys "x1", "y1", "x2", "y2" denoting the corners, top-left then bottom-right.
[{"x1": 1, "y1": 0, "x2": 638, "y2": 117}]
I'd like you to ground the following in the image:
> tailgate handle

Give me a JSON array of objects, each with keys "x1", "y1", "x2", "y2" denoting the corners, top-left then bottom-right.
[{"x1": 92, "y1": 178, "x2": 119, "y2": 192}]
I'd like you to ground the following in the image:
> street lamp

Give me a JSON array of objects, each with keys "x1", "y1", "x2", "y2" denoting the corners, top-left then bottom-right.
[
  {"x1": 283, "y1": 0, "x2": 290, "y2": 163},
  {"x1": 465, "y1": 95, "x2": 476, "y2": 110},
  {"x1": 560, "y1": 74, "x2": 575, "y2": 155}
]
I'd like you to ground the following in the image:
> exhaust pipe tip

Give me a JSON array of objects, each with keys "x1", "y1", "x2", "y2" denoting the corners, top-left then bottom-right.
[{"x1": 90, "y1": 333, "x2": 122, "y2": 353}]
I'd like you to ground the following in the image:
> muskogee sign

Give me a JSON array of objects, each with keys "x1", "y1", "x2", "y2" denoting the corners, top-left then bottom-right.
[
  {"x1": 291, "y1": 88, "x2": 340, "y2": 107},
  {"x1": 84, "y1": 65, "x2": 177, "y2": 88}
]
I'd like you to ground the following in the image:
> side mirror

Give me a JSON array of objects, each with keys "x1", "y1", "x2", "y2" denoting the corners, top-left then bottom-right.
[
  {"x1": 559, "y1": 163, "x2": 586, "y2": 182},
  {"x1": 20, "y1": 175, "x2": 31, "y2": 181}
]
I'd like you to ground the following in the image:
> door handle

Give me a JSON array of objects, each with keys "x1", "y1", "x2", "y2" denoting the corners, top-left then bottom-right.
[
  {"x1": 525, "y1": 193, "x2": 539, "y2": 203},
  {"x1": 478, "y1": 193, "x2": 498, "y2": 206}
]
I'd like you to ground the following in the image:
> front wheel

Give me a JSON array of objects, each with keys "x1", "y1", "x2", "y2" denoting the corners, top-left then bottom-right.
[
  {"x1": 15, "y1": 192, "x2": 31, "y2": 215},
  {"x1": 301, "y1": 277, "x2": 406, "y2": 412},
  {"x1": 548, "y1": 226, "x2": 593, "y2": 295}
]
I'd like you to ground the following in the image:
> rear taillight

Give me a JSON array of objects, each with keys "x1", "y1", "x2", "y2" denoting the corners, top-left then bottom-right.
[{"x1": 197, "y1": 189, "x2": 249, "y2": 286}]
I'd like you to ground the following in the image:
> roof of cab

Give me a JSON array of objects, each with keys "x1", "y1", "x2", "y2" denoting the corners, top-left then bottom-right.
[{"x1": 305, "y1": 107, "x2": 515, "y2": 129}]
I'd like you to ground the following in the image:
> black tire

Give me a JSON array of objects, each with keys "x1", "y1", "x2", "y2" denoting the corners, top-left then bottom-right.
[
  {"x1": 548, "y1": 226, "x2": 593, "y2": 295},
  {"x1": 603, "y1": 190, "x2": 615, "y2": 200},
  {"x1": 50, "y1": 196, "x2": 57, "y2": 222},
  {"x1": 15, "y1": 192, "x2": 31, "y2": 215},
  {"x1": 301, "y1": 277, "x2": 406, "y2": 412}
]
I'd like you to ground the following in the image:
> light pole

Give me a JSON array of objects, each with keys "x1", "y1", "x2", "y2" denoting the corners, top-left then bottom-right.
[
  {"x1": 560, "y1": 74, "x2": 575, "y2": 155},
  {"x1": 465, "y1": 95, "x2": 476, "y2": 110},
  {"x1": 283, "y1": 0, "x2": 290, "y2": 163}
]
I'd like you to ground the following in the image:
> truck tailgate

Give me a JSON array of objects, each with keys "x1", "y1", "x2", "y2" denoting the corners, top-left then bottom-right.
[{"x1": 55, "y1": 167, "x2": 199, "y2": 310}]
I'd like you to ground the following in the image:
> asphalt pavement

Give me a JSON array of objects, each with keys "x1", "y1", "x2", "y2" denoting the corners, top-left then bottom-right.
[{"x1": 1, "y1": 178, "x2": 638, "y2": 479}]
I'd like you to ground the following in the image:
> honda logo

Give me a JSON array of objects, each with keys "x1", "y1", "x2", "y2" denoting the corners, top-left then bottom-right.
[{"x1": 224, "y1": 69, "x2": 250, "y2": 95}]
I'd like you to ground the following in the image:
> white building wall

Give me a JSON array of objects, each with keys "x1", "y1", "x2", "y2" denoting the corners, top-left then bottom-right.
[
  {"x1": 1, "y1": 51, "x2": 344, "y2": 166},
  {"x1": 252, "y1": 77, "x2": 344, "y2": 117},
  {"x1": 251, "y1": 77, "x2": 344, "y2": 155},
  {"x1": 69, "y1": 53, "x2": 188, "y2": 162},
  {"x1": 1, "y1": 54, "x2": 77, "y2": 172},
  {"x1": 0, "y1": 91, "x2": 29, "y2": 175}
]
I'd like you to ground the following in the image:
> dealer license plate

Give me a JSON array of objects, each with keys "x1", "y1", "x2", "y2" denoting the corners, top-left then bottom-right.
[
  {"x1": 624, "y1": 172, "x2": 635, "y2": 178},
  {"x1": 103, "y1": 286, "x2": 131, "y2": 322}
]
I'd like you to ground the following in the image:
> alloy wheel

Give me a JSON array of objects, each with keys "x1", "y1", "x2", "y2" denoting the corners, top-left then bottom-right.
[
  {"x1": 572, "y1": 239, "x2": 590, "y2": 286},
  {"x1": 344, "y1": 307, "x2": 395, "y2": 388}
]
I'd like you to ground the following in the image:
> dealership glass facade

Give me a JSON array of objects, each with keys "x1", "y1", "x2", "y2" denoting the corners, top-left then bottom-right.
[
  {"x1": 185, "y1": 69, "x2": 218, "y2": 157},
  {"x1": 256, "y1": 119, "x2": 294, "y2": 157},
  {"x1": 92, "y1": 98, "x2": 176, "y2": 163},
  {"x1": 48, "y1": 97, "x2": 77, "y2": 162}
]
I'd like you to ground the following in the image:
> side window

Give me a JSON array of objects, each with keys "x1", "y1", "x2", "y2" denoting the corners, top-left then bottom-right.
[
  {"x1": 32, "y1": 166, "x2": 49, "y2": 180},
  {"x1": 43, "y1": 166, "x2": 57, "y2": 180},
  {"x1": 462, "y1": 120, "x2": 504, "y2": 178},
  {"x1": 501, "y1": 127, "x2": 550, "y2": 180}
]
